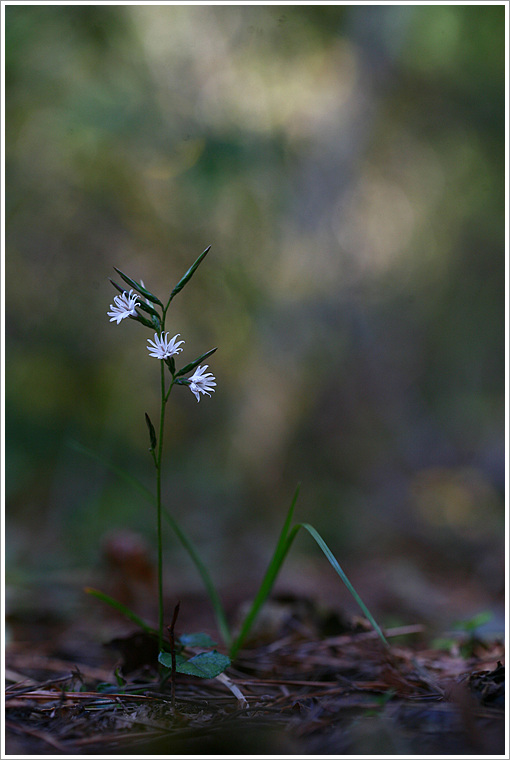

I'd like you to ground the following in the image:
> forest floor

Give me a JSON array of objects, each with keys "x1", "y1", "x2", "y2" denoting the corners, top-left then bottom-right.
[{"x1": 4, "y1": 590, "x2": 505, "y2": 757}]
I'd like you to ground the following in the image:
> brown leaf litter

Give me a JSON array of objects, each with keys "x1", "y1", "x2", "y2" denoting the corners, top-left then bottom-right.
[{"x1": 5, "y1": 622, "x2": 505, "y2": 755}]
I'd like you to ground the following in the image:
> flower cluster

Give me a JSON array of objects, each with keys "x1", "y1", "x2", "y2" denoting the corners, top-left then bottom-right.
[{"x1": 108, "y1": 276, "x2": 216, "y2": 402}]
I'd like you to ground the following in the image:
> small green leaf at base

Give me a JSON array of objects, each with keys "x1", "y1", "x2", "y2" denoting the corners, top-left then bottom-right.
[{"x1": 158, "y1": 650, "x2": 230, "y2": 678}]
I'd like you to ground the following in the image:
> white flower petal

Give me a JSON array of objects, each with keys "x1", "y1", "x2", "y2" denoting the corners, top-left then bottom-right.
[
  {"x1": 146, "y1": 332, "x2": 185, "y2": 359},
  {"x1": 188, "y1": 364, "x2": 216, "y2": 401},
  {"x1": 108, "y1": 290, "x2": 140, "y2": 324}
]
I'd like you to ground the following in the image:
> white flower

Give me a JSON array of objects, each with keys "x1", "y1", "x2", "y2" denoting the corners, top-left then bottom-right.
[
  {"x1": 188, "y1": 364, "x2": 216, "y2": 402},
  {"x1": 147, "y1": 332, "x2": 185, "y2": 359},
  {"x1": 108, "y1": 290, "x2": 140, "y2": 324}
]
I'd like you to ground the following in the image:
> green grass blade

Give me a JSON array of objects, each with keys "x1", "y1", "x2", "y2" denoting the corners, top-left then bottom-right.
[
  {"x1": 297, "y1": 523, "x2": 389, "y2": 647},
  {"x1": 229, "y1": 484, "x2": 300, "y2": 659},
  {"x1": 85, "y1": 587, "x2": 158, "y2": 635},
  {"x1": 229, "y1": 490, "x2": 388, "y2": 658}
]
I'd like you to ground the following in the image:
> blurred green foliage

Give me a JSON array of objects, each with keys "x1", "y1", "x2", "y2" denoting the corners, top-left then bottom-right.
[{"x1": 5, "y1": 5, "x2": 505, "y2": 624}]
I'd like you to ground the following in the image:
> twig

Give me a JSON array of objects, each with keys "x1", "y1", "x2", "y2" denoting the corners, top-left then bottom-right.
[
  {"x1": 167, "y1": 600, "x2": 181, "y2": 711},
  {"x1": 5, "y1": 673, "x2": 77, "y2": 700}
]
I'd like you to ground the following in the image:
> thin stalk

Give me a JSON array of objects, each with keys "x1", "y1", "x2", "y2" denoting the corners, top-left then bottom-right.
[
  {"x1": 167, "y1": 601, "x2": 181, "y2": 709},
  {"x1": 156, "y1": 358, "x2": 166, "y2": 652}
]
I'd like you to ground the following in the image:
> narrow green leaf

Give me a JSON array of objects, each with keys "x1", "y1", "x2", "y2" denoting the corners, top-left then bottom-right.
[
  {"x1": 229, "y1": 484, "x2": 300, "y2": 659},
  {"x1": 128, "y1": 312, "x2": 155, "y2": 329},
  {"x1": 109, "y1": 278, "x2": 127, "y2": 295},
  {"x1": 136, "y1": 300, "x2": 162, "y2": 322},
  {"x1": 175, "y1": 347, "x2": 217, "y2": 377},
  {"x1": 297, "y1": 523, "x2": 389, "y2": 648},
  {"x1": 144, "y1": 413, "x2": 157, "y2": 451},
  {"x1": 159, "y1": 650, "x2": 230, "y2": 678},
  {"x1": 113, "y1": 268, "x2": 164, "y2": 307},
  {"x1": 229, "y1": 484, "x2": 388, "y2": 658},
  {"x1": 179, "y1": 632, "x2": 217, "y2": 648},
  {"x1": 168, "y1": 246, "x2": 211, "y2": 304},
  {"x1": 84, "y1": 587, "x2": 158, "y2": 636}
]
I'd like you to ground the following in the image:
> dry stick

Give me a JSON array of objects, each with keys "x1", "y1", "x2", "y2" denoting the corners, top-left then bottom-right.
[
  {"x1": 5, "y1": 674, "x2": 76, "y2": 700},
  {"x1": 167, "y1": 601, "x2": 181, "y2": 711}
]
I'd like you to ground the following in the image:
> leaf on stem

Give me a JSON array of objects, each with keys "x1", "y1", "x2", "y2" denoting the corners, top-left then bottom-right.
[
  {"x1": 144, "y1": 413, "x2": 157, "y2": 451},
  {"x1": 113, "y1": 268, "x2": 164, "y2": 307},
  {"x1": 136, "y1": 300, "x2": 162, "y2": 321},
  {"x1": 109, "y1": 278, "x2": 128, "y2": 295},
  {"x1": 168, "y1": 246, "x2": 211, "y2": 303},
  {"x1": 175, "y1": 347, "x2": 217, "y2": 377},
  {"x1": 128, "y1": 312, "x2": 155, "y2": 329}
]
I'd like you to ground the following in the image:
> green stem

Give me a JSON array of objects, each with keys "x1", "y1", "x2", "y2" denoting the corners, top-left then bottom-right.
[
  {"x1": 154, "y1": 304, "x2": 173, "y2": 652},
  {"x1": 156, "y1": 358, "x2": 166, "y2": 652}
]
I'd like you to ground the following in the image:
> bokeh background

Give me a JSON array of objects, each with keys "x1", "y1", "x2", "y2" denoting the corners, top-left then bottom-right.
[{"x1": 5, "y1": 4, "x2": 506, "y2": 641}]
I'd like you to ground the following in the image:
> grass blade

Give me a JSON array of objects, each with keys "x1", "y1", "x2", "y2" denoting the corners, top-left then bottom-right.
[
  {"x1": 230, "y1": 486, "x2": 388, "y2": 657},
  {"x1": 84, "y1": 587, "x2": 158, "y2": 635},
  {"x1": 229, "y1": 484, "x2": 300, "y2": 658},
  {"x1": 297, "y1": 522, "x2": 389, "y2": 647}
]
